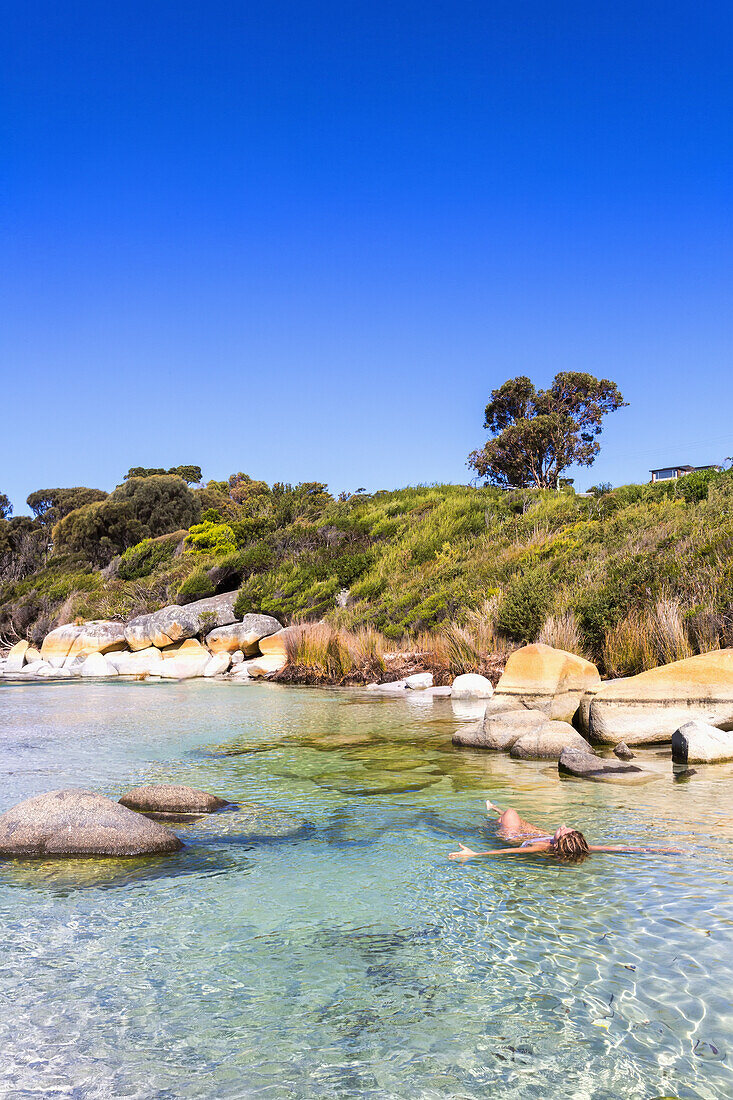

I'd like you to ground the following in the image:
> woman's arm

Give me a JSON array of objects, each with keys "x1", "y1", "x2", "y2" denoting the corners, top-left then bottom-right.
[
  {"x1": 588, "y1": 845, "x2": 681, "y2": 854},
  {"x1": 448, "y1": 841, "x2": 550, "y2": 861}
]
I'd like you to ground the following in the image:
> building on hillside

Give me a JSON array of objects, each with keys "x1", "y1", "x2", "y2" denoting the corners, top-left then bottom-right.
[{"x1": 650, "y1": 463, "x2": 721, "y2": 484}]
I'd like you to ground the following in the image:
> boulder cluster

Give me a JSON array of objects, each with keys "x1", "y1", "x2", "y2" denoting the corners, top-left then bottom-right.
[
  {"x1": 450, "y1": 642, "x2": 733, "y2": 780},
  {"x1": 0, "y1": 783, "x2": 306, "y2": 859},
  {"x1": 0, "y1": 784, "x2": 227, "y2": 858},
  {"x1": 0, "y1": 594, "x2": 286, "y2": 682}
]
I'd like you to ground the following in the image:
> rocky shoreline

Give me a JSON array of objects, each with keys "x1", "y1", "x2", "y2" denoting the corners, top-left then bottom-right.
[
  {"x1": 449, "y1": 642, "x2": 733, "y2": 777},
  {"x1": 0, "y1": 592, "x2": 287, "y2": 683},
  {"x1": 3, "y1": 598, "x2": 733, "y2": 771}
]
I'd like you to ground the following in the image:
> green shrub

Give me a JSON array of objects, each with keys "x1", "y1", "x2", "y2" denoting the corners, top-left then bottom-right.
[
  {"x1": 177, "y1": 569, "x2": 215, "y2": 603},
  {"x1": 53, "y1": 474, "x2": 199, "y2": 564},
  {"x1": 497, "y1": 570, "x2": 553, "y2": 643},
  {"x1": 676, "y1": 468, "x2": 720, "y2": 503},
  {"x1": 117, "y1": 536, "x2": 178, "y2": 580},
  {"x1": 230, "y1": 517, "x2": 274, "y2": 544},
  {"x1": 184, "y1": 521, "x2": 237, "y2": 555},
  {"x1": 239, "y1": 541, "x2": 275, "y2": 576}
]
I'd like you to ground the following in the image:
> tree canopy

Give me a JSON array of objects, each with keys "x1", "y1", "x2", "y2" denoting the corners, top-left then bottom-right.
[
  {"x1": 26, "y1": 486, "x2": 108, "y2": 526},
  {"x1": 53, "y1": 474, "x2": 201, "y2": 564},
  {"x1": 124, "y1": 465, "x2": 202, "y2": 484},
  {"x1": 0, "y1": 492, "x2": 11, "y2": 520},
  {"x1": 468, "y1": 372, "x2": 627, "y2": 489}
]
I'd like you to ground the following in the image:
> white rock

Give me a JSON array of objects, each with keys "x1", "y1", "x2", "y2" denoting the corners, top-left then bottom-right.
[
  {"x1": 366, "y1": 680, "x2": 408, "y2": 693},
  {"x1": 80, "y1": 652, "x2": 119, "y2": 678},
  {"x1": 158, "y1": 653, "x2": 210, "y2": 680},
  {"x1": 6, "y1": 641, "x2": 30, "y2": 673},
  {"x1": 241, "y1": 654, "x2": 287, "y2": 678},
  {"x1": 424, "y1": 685, "x2": 452, "y2": 698},
  {"x1": 230, "y1": 663, "x2": 251, "y2": 679},
  {"x1": 671, "y1": 720, "x2": 733, "y2": 764},
  {"x1": 204, "y1": 653, "x2": 231, "y2": 677},
  {"x1": 19, "y1": 660, "x2": 48, "y2": 676},
  {"x1": 106, "y1": 648, "x2": 164, "y2": 676},
  {"x1": 230, "y1": 650, "x2": 245, "y2": 665},
  {"x1": 405, "y1": 673, "x2": 434, "y2": 689},
  {"x1": 451, "y1": 673, "x2": 494, "y2": 699},
  {"x1": 32, "y1": 662, "x2": 72, "y2": 679}
]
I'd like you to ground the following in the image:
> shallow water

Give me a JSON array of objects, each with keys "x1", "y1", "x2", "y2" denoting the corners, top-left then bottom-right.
[{"x1": 1, "y1": 680, "x2": 733, "y2": 1099}]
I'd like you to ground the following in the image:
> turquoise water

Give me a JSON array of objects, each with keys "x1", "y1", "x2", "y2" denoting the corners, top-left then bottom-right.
[{"x1": 1, "y1": 681, "x2": 733, "y2": 1099}]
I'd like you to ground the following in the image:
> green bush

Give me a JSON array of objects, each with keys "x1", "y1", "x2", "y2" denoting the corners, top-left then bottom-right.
[
  {"x1": 230, "y1": 517, "x2": 274, "y2": 544},
  {"x1": 53, "y1": 474, "x2": 199, "y2": 565},
  {"x1": 497, "y1": 570, "x2": 553, "y2": 643},
  {"x1": 239, "y1": 541, "x2": 275, "y2": 576},
  {"x1": 184, "y1": 521, "x2": 237, "y2": 555},
  {"x1": 117, "y1": 536, "x2": 178, "y2": 580},
  {"x1": 177, "y1": 569, "x2": 215, "y2": 603},
  {"x1": 676, "y1": 468, "x2": 720, "y2": 503}
]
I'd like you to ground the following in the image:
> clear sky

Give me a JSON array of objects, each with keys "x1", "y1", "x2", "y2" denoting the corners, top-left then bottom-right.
[{"x1": 2, "y1": 1, "x2": 732, "y2": 513}]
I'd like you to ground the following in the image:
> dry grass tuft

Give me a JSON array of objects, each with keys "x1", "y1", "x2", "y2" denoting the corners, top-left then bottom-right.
[
  {"x1": 602, "y1": 596, "x2": 694, "y2": 676},
  {"x1": 277, "y1": 622, "x2": 385, "y2": 684},
  {"x1": 602, "y1": 610, "x2": 656, "y2": 677},
  {"x1": 650, "y1": 597, "x2": 693, "y2": 666},
  {"x1": 539, "y1": 611, "x2": 588, "y2": 657}
]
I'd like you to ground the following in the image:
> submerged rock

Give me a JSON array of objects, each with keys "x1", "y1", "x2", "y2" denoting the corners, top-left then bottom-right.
[
  {"x1": 312, "y1": 771, "x2": 441, "y2": 796},
  {"x1": 453, "y1": 708, "x2": 546, "y2": 750},
  {"x1": 0, "y1": 789, "x2": 183, "y2": 858},
  {"x1": 558, "y1": 747, "x2": 650, "y2": 782},
  {"x1": 509, "y1": 723, "x2": 593, "y2": 760},
  {"x1": 119, "y1": 784, "x2": 229, "y2": 814},
  {"x1": 230, "y1": 803, "x2": 307, "y2": 838},
  {"x1": 673, "y1": 766, "x2": 698, "y2": 782},
  {"x1": 189, "y1": 802, "x2": 308, "y2": 839}
]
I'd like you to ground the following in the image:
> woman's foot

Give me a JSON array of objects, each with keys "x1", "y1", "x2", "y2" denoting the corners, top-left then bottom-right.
[{"x1": 486, "y1": 799, "x2": 499, "y2": 815}]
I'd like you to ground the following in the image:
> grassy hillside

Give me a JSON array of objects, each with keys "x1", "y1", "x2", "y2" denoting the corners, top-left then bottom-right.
[{"x1": 1, "y1": 467, "x2": 732, "y2": 676}]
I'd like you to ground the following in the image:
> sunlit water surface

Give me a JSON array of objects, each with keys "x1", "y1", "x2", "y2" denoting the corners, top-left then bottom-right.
[{"x1": 2, "y1": 680, "x2": 733, "y2": 1099}]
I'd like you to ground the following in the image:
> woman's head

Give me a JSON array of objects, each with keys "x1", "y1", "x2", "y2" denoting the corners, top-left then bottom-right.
[{"x1": 552, "y1": 825, "x2": 589, "y2": 862}]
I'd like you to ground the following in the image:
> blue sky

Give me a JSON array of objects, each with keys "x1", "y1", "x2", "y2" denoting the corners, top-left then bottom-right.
[{"x1": 2, "y1": 1, "x2": 732, "y2": 513}]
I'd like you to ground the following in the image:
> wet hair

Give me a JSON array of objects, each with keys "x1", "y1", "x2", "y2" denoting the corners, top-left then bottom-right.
[{"x1": 552, "y1": 829, "x2": 590, "y2": 863}]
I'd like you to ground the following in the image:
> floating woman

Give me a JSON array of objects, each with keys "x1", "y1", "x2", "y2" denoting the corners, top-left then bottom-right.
[{"x1": 448, "y1": 800, "x2": 679, "y2": 864}]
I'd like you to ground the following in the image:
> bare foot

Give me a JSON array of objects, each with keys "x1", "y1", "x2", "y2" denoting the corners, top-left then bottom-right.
[{"x1": 486, "y1": 800, "x2": 499, "y2": 815}]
